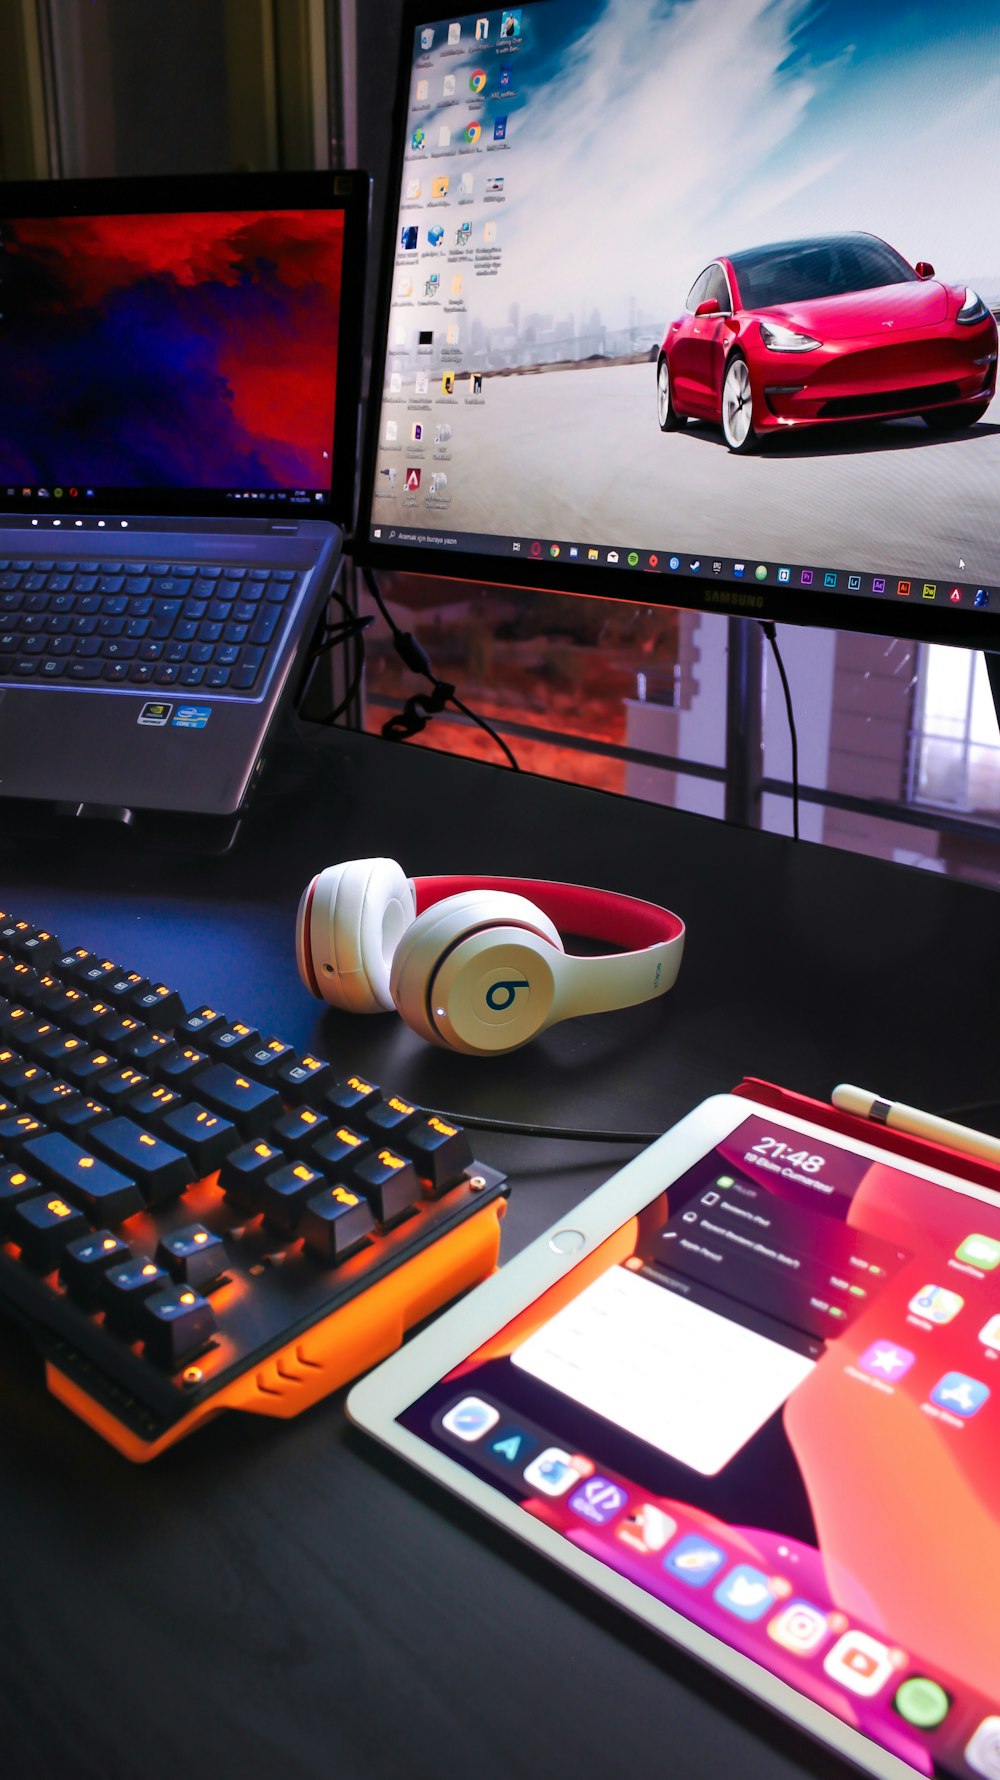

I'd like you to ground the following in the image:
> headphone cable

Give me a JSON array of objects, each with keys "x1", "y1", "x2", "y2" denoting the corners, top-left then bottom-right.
[
  {"x1": 436, "y1": 1107, "x2": 660, "y2": 1145},
  {"x1": 760, "y1": 619, "x2": 799, "y2": 841}
]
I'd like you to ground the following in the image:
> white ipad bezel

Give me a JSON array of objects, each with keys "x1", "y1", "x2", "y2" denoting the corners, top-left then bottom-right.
[{"x1": 347, "y1": 1092, "x2": 999, "y2": 1780}]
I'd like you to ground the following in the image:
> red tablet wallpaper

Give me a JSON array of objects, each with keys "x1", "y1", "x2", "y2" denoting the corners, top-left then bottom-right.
[{"x1": 402, "y1": 1116, "x2": 1000, "y2": 1778}]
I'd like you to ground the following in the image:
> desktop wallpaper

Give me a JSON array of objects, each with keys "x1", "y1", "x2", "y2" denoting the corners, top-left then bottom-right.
[
  {"x1": 0, "y1": 208, "x2": 344, "y2": 491},
  {"x1": 375, "y1": 0, "x2": 1000, "y2": 590}
]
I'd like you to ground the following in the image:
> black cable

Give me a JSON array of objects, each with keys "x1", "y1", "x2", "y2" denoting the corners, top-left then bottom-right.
[
  {"x1": 360, "y1": 564, "x2": 520, "y2": 770},
  {"x1": 760, "y1": 619, "x2": 800, "y2": 841},
  {"x1": 436, "y1": 1108, "x2": 659, "y2": 1144}
]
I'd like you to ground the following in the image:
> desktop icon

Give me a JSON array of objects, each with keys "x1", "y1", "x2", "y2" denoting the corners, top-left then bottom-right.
[
  {"x1": 627, "y1": 552, "x2": 639, "y2": 566},
  {"x1": 389, "y1": 372, "x2": 402, "y2": 395},
  {"x1": 893, "y1": 1677, "x2": 951, "y2": 1730},
  {"x1": 501, "y1": 9, "x2": 522, "y2": 37},
  {"x1": 432, "y1": 175, "x2": 449, "y2": 199},
  {"x1": 427, "y1": 224, "x2": 445, "y2": 246},
  {"x1": 754, "y1": 565, "x2": 767, "y2": 582},
  {"x1": 616, "y1": 1503, "x2": 677, "y2": 1555},
  {"x1": 438, "y1": 125, "x2": 452, "y2": 148},
  {"x1": 448, "y1": 21, "x2": 461, "y2": 43},
  {"x1": 777, "y1": 567, "x2": 790, "y2": 583},
  {"x1": 430, "y1": 473, "x2": 448, "y2": 496},
  {"x1": 897, "y1": 580, "x2": 911, "y2": 596},
  {"x1": 455, "y1": 220, "x2": 472, "y2": 246},
  {"x1": 648, "y1": 554, "x2": 659, "y2": 568},
  {"x1": 930, "y1": 1372, "x2": 990, "y2": 1417},
  {"x1": 494, "y1": 116, "x2": 508, "y2": 140},
  {"x1": 500, "y1": 66, "x2": 511, "y2": 88},
  {"x1": 588, "y1": 548, "x2": 599, "y2": 561},
  {"x1": 568, "y1": 1475, "x2": 629, "y2": 1526},
  {"x1": 464, "y1": 121, "x2": 482, "y2": 145},
  {"x1": 823, "y1": 1630, "x2": 895, "y2": 1698},
  {"x1": 411, "y1": 127, "x2": 426, "y2": 151},
  {"x1": 858, "y1": 1340, "x2": 915, "y2": 1382},
  {"x1": 470, "y1": 373, "x2": 483, "y2": 395},
  {"x1": 446, "y1": 321, "x2": 460, "y2": 345},
  {"x1": 460, "y1": 171, "x2": 474, "y2": 196},
  {"x1": 384, "y1": 421, "x2": 398, "y2": 443},
  {"x1": 549, "y1": 544, "x2": 560, "y2": 558},
  {"x1": 965, "y1": 1716, "x2": 1000, "y2": 1778},
  {"x1": 403, "y1": 467, "x2": 421, "y2": 492},
  {"x1": 414, "y1": 372, "x2": 429, "y2": 395},
  {"x1": 523, "y1": 1448, "x2": 586, "y2": 1497},
  {"x1": 470, "y1": 68, "x2": 487, "y2": 93},
  {"x1": 668, "y1": 555, "x2": 680, "y2": 571},
  {"x1": 664, "y1": 1535, "x2": 727, "y2": 1586},
  {"x1": 441, "y1": 1396, "x2": 499, "y2": 1440},
  {"x1": 975, "y1": 589, "x2": 991, "y2": 608},
  {"x1": 411, "y1": 423, "x2": 424, "y2": 443},
  {"x1": 922, "y1": 583, "x2": 937, "y2": 600},
  {"x1": 416, "y1": 79, "x2": 429, "y2": 103},
  {"x1": 733, "y1": 562, "x2": 745, "y2": 578},
  {"x1": 529, "y1": 541, "x2": 542, "y2": 557},
  {"x1": 950, "y1": 587, "x2": 962, "y2": 603},
  {"x1": 848, "y1": 574, "x2": 861, "y2": 591},
  {"x1": 569, "y1": 546, "x2": 578, "y2": 558},
  {"x1": 484, "y1": 221, "x2": 497, "y2": 244},
  {"x1": 405, "y1": 177, "x2": 422, "y2": 201},
  {"x1": 767, "y1": 1601, "x2": 829, "y2": 1655},
  {"x1": 423, "y1": 274, "x2": 439, "y2": 296},
  {"x1": 451, "y1": 274, "x2": 464, "y2": 298},
  {"x1": 714, "y1": 1565, "x2": 776, "y2": 1623},
  {"x1": 400, "y1": 225, "x2": 418, "y2": 251},
  {"x1": 823, "y1": 572, "x2": 837, "y2": 588},
  {"x1": 607, "y1": 550, "x2": 619, "y2": 563},
  {"x1": 420, "y1": 27, "x2": 434, "y2": 49},
  {"x1": 956, "y1": 1232, "x2": 1000, "y2": 1271},
  {"x1": 979, "y1": 1313, "x2": 1000, "y2": 1349},
  {"x1": 872, "y1": 577, "x2": 886, "y2": 593},
  {"x1": 800, "y1": 569, "x2": 814, "y2": 585},
  {"x1": 485, "y1": 174, "x2": 505, "y2": 194},
  {"x1": 475, "y1": 17, "x2": 490, "y2": 40},
  {"x1": 396, "y1": 273, "x2": 414, "y2": 297},
  {"x1": 441, "y1": 372, "x2": 455, "y2": 395},
  {"x1": 908, "y1": 1284, "x2": 964, "y2": 1324},
  {"x1": 443, "y1": 73, "x2": 456, "y2": 98}
]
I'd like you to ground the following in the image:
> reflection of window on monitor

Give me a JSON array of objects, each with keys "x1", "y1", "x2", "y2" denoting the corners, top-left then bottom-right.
[{"x1": 359, "y1": 0, "x2": 1000, "y2": 656}]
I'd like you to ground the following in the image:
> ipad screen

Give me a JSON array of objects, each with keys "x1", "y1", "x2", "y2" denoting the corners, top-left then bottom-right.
[{"x1": 400, "y1": 1115, "x2": 1000, "y2": 1778}]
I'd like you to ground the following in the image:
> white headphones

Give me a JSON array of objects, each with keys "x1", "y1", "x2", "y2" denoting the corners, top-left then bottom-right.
[{"x1": 295, "y1": 858, "x2": 685, "y2": 1057}]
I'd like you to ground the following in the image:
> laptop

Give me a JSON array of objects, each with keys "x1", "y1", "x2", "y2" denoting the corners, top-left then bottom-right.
[{"x1": 0, "y1": 170, "x2": 368, "y2": 823}]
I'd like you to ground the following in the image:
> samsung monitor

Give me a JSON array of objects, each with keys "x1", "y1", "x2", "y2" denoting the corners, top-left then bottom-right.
[{"x1": 356, "y1": 1, "x2": 1000, "y2": 649}]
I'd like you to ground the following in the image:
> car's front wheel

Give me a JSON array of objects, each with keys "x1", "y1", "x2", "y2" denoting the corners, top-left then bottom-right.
[
  {"x1": 721, "y1": 353, "x2": 757, "y2": 453},
  {"x1": 921, "y1": 399, "x2": 991, "y2": 432},
  {"x1": 657, "y1": 355, "x2": 686, "y2": 432}
]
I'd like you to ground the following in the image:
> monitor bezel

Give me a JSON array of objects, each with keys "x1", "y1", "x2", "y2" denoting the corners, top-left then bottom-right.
[
  {"x1": 0, "y1": 168, "x2": 370, "y2": 526},
  {"x1": 353, "y1": 0, "x2": 1000, "y2": 652}
]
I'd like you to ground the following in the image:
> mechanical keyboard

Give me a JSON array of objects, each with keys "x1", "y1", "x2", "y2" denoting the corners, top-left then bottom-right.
[
  {"x1": 0, "y1": 557, "x2": 297, "y2": 691},
  {"x1": 0, "y1": 910, "x2": 507, "y2": 1461}
]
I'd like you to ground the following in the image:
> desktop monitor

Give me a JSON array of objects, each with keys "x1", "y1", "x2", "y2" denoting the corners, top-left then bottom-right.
[{"x1": 356, "y1": 1, "x2": 1000, "y2": 649}]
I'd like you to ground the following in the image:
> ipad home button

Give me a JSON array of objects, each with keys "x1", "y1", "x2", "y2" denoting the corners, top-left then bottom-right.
[{"x1": 549, "y1": 1229, "x2": 586, "y2": 1255}]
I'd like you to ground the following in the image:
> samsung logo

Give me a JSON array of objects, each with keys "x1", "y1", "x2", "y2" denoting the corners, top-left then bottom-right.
[{"x1": 705, "y1": 590, "x2": 765, "y2": 610}]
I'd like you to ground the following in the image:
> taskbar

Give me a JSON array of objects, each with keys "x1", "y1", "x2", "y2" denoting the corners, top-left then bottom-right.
[{"x1": 368, "y1": 523, "x2": 994, "y2": 613}]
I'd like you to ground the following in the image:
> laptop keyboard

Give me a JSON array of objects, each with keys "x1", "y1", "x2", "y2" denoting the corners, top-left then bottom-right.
[
  {"x1": 0, "y1": 559, "x2": 301, "y2": 691},
  {"x1": 0, "y1": 911, "x2": 507, "y2": 1460}
]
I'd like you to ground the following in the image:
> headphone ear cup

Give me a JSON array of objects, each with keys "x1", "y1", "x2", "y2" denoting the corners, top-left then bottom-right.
[
  {"x1": 390, "y1": 890, "x2": 563, "y2": 1052},
  {"x1": 296, "y1": 857, "x2": 416, "y2": 1012}
]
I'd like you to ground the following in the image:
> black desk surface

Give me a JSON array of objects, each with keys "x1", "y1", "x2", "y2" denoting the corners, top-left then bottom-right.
[{"x1": 1, "y1": 723, "x2": 997, "y2": 1780}]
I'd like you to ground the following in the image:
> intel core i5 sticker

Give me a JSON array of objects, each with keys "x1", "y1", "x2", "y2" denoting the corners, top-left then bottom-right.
[
  {"x1": 173, "y1": 705, "x2": 212, "y2": 730},
  {"x1": 138, "y1": 702, "x2": 173, "y2": 726}
]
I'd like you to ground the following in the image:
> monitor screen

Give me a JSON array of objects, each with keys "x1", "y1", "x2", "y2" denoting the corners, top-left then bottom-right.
[
  {"x1": 0, "y1": 171, "x2": 368, "y2": 520},
  {"x1": 357, "y1": 2, "x2": 1000, "y2": 646}
]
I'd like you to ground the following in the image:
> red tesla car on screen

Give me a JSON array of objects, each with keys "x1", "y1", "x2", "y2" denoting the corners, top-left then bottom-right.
[{"x1": 656, "y1": 233, "x2": 998, "y2": 452}]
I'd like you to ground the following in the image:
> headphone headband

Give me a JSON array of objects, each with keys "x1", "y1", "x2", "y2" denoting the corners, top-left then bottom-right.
[{"x1": 414, "y1": 876, "x2": 683, "y2": 951}]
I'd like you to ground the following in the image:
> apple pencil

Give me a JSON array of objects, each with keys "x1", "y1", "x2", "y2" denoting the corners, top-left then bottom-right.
[{"x1": 832, "y1": 1083, "x2": 1000, "y2": 1168}]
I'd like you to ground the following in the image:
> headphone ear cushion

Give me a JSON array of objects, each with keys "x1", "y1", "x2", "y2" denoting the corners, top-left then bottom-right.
[
  {"x1": 298, "y1": 857, "x2": 416, "y2": 1013},
  {"x1": 390, "y1": 889, "x2": 562, "y2": 1045}
]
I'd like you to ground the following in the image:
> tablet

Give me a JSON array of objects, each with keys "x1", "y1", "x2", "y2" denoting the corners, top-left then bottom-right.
[{"x1": 347, "y1": 1092, "x2": 1000, "y2": 1780}]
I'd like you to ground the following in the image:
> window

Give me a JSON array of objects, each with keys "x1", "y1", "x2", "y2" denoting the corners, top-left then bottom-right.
[{"x1": 910, "y1": 646, "x2": 1000, "y2": 814}]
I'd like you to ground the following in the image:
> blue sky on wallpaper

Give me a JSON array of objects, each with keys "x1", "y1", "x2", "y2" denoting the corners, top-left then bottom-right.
[{"x1": 414, "y1": 0, "x2": 1000, "y2": 329}]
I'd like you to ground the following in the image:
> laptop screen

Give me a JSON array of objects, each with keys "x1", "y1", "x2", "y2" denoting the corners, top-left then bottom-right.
[{"x1": 0, "y1": 171, "x2": 368, "y2": 521}]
